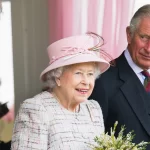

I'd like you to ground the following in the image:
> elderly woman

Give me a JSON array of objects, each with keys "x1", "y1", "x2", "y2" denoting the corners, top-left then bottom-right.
[{"x1": 11, "y1": 32, "x2": 110, "y2": 150}]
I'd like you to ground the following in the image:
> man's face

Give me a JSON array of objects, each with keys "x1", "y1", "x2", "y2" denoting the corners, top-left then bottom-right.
[{"x1": 126, "y1": 17, "x2": 150, "y2": 70}]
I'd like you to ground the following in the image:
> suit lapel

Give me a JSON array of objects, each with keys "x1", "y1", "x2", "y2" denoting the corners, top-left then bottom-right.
[{"x1": 117, "y1": 53, "x2": 150, "y2": 136}]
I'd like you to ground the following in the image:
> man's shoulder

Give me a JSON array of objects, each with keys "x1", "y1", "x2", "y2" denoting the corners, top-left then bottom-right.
[
  {"x1": 100, "y1": 65, "x2": 119, "y2": 81},
  {"x1": 99, "y1": 54, "x2": 125, "y2": 80}
]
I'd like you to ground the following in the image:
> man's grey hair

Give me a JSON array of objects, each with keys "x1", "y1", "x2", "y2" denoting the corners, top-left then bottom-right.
[
  {"x1": 130, "y1": 4, "x2": 150, "y2": 35},
  {"x1": 44, "y1": 63, "x2": 101, "y2": 92}
]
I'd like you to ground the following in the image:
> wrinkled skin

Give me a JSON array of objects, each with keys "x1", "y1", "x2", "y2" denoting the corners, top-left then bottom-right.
[{"x1": 126, "y1": 17, "x2": 150, "y2": 70}]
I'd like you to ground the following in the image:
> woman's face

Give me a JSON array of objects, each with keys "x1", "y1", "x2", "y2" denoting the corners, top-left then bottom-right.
[{"x1": 55, "y1": 62, "x2": 97, "y2": 107}]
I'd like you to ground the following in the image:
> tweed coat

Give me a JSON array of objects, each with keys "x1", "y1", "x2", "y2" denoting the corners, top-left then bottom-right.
[{"x1": 11, "y1": 91, "x2": 104, "y2": 150}]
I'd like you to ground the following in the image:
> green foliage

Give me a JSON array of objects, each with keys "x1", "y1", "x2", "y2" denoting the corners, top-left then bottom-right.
[{"x1": 92, "y1": 121, "x2": 150, "y2": 150}]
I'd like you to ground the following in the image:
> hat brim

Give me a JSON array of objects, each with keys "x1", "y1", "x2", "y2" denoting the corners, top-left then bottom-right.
[{"x1": 40, "y1": 53, "x2": 110, "y2": 81}]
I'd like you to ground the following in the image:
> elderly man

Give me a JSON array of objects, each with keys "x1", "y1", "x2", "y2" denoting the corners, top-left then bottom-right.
[{"x1": 90, "y1": 4, "x2": 150, "y2": 150}]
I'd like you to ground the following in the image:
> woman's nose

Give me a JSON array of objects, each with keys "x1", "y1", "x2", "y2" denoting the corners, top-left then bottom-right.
[{"x1": 81, "y1": 75, "x2": 89, "y2": 85}]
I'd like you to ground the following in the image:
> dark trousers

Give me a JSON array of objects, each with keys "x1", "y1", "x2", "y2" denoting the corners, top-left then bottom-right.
[{"x1": 0, "y1": 141, "x2": 11, "y2": 150}]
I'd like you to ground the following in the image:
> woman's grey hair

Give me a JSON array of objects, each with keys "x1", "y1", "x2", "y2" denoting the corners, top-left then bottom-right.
[
  {"x1": 44, "y1": 63, "x2": 101, "y2": 92},
  {"x1": 44, "y1": 67, "x2": 64, "y2": 92},
  {"x1": 129, "y1": 4, "x2": 150, "y2": 36}
]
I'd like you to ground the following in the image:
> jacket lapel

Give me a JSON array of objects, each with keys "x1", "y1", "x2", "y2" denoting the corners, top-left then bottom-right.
[{"x1": 117, "y1": 53, "x2": 150, "y2": 136}]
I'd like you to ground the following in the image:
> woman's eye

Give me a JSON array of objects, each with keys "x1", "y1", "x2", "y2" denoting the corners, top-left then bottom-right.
[
  {"x1": 75, "y1": 72, "x2": 82, "y2": 75},
  {"x1": 88, "y1": 73, "x2": 94, "y2": 76}
]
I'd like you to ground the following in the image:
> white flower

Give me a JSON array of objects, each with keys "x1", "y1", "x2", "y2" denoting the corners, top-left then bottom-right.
[{"x1": 91, "y1": 121, "x2": 150, "y2": 150}]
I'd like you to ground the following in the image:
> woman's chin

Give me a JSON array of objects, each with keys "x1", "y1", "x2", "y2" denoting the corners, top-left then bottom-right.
[{"x1": 75, "y1": 97, "x2": 88, "y2": 103}]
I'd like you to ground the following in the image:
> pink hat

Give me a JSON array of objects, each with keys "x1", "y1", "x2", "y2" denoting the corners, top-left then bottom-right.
[{"x1": 40, "y1": 33, "x2": 110, "y2": 81}]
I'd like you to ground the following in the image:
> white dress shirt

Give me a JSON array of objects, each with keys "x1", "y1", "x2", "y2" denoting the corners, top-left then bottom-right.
[{"x1": 124, "y1": 49, "x2": 150, "y2": 85}]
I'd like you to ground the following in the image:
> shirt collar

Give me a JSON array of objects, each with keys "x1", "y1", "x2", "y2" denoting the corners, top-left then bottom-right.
[{"x1": 124, "y1": 49, "x2": 143, "y2": 75}]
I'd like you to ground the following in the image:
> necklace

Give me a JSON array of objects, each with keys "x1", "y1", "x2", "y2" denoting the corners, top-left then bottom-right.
[{"x1": 52, "y1": 92, "x2": 80, "y2": 113}]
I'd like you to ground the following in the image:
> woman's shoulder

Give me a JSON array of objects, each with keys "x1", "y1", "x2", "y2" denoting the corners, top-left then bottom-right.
[
  {"x1": 83, "y1": 100, "x2": 104, "y2": 122},
  {"x1": 20, "y1": 91, "x2": 53, "y2": 110},
  {"x1": 24, "y1": 91, "x2": 52, "y2": 102},
  {"x1": 85, "y1": 100, "x2": 103, "y2": 114},
  {"x1": 86, "y1": 99, "x2": 100, "y2": 108}
]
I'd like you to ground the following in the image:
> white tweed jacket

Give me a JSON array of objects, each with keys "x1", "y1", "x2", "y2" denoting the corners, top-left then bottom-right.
[{"x1": 11, "y1": 91, "x2": 104, "y2": 150}]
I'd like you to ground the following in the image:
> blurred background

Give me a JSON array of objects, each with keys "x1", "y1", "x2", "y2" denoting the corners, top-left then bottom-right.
[{"x1": 0, "y1": 0, "x2": 149, "y2": 143}]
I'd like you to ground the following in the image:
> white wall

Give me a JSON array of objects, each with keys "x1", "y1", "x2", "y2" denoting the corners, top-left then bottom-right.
[
  {"x1": 0, "y1": 1, "x2": 14, "y2": 109},
  {"x1": 11, "y1": 0, "x2": 49, "y2": 114}
]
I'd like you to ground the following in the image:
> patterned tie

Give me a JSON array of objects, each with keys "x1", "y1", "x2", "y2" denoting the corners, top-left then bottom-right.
[{"x1": 141, "y1": 70, "x2": 150, "y2": 92}]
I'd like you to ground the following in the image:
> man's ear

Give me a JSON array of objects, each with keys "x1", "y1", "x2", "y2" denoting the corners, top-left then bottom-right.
[
  {"x1": 55, "y1": 78, "x2": 61, "y2": 87},
  {"x1": 126, "y1": 26, "x2": 132, "y2": 44}
]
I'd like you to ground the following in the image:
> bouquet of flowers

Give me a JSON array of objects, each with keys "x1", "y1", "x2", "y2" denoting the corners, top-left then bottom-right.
[{"x1": 92, "y1": 121, "x2": 150, "y2": 150}]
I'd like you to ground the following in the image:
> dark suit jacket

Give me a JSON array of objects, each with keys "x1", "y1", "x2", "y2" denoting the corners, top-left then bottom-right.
[{"x1": 90, "y1": 52, "x2": 150, "y2": 149}]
